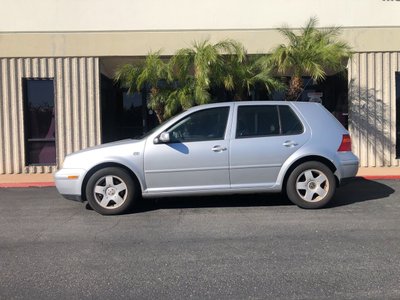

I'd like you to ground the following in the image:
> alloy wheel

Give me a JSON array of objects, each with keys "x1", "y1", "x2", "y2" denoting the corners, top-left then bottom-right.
[
  {"x1": 93, "y1": 175, "x2": 128, "y2": 209},
  {"x1": 295, "y1": 169, "x2": 329, "y2": 202}
]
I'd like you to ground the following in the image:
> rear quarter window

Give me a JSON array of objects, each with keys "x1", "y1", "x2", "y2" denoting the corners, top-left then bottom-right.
[{"x1": 278, "y1": 105, "x2": 304, "y2": 135}]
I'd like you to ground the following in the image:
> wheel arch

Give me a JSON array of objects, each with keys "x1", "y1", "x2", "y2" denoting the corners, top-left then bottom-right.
[
  {"x1": 282, "y1": 155, "x2": 339, "y2": 191},
  {"x1": 81, "y1": 162, "x2": 143, "y2": 201}
]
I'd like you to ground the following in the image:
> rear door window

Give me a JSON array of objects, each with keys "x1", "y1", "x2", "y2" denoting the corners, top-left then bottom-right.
[{"x1": 236, "y1": 105, "x2": 303, "y2": 138}]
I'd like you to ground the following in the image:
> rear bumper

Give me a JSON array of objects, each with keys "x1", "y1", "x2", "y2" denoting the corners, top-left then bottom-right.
[
  {"x1": 340, "y1": 160, "x2": 359, "y2": 177},
  {"x1": 337, "y1": 154, "x2": 359, "y2": 185},
  {"x1": 331, "y1": 150, "x2": 359, "y2": 185}
]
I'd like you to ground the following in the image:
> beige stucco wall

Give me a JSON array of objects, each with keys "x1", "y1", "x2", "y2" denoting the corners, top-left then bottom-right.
[
  {"x1": 348, "y1": 52, "x2": 400, "y2": 167},
  {"x1": 1, "y1": 0, "x2": 399, "y2": 57},
  {"x1": 1, "y1": 0, "x2": 399, "y2": 32},
  {"x1": 0, "y1": 57, "x2": 101, "y2": 174},
  {"x1": 0, "y1": 27, "x2": 400, "y2": 58}
]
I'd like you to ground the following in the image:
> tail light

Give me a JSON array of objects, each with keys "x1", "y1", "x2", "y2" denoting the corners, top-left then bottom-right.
[{"x1": 338, "y1": 134, "x2": 352, "y2": 152}]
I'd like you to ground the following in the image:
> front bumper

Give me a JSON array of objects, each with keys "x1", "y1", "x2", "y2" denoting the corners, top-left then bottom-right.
[{"x1": 54, "y1": 168, "x2": 87, "y2": 202}]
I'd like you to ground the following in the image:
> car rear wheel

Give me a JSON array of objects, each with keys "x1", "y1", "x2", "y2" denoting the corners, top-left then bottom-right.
[
  {"x1": 286, "y1": 161, "x2": 335, "y2": 209},
  {"x1": 86, "y1": 167, "x2": 137, "y2": 215}
]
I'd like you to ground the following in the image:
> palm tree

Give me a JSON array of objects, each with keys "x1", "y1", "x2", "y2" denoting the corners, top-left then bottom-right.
[
  {"x1": 169, "y1": 39, "x2": 246, "y2": 109},
  {"x1": 114, "y1": 51, "x2": 170, "y2": 123},
  {"x1": 268, "y1": 17, "x2": 352, "y2": 100},
  {"x1": 219, "y1": 54, "x2": 285, "y2": 100}
]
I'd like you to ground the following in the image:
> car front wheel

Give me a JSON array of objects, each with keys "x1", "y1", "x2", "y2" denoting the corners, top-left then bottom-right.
[
  {"x1": 286, "y1": 161, "x2": 336, "y2": 209},
  {"x1": 85, "y1": 167, "x2": 137, "y2": 215}
]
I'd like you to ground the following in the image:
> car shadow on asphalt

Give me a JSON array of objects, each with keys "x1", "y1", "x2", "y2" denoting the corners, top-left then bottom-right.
[
  {"x1": 134, "y1": 192, "x2": 291, "y2": 213},
  {"x1": 126, "y1": 177, "x2": 395, "y2": 213},
  {"x1": 327, "y1": 177, "x2": 395, "y2": 208}
]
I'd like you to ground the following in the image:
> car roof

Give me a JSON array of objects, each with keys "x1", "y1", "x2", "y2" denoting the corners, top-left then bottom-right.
[{"x1": 186, "y1": 100, "x2": 319, "y2": 112}]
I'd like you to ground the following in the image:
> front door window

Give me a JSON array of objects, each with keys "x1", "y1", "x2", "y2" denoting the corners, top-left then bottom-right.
[{"x1": 167, "y1": 107, "x2": 229, "y2": 142}]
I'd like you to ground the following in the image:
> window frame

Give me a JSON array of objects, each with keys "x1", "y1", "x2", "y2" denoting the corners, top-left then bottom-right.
[{"x1": 23, "y1": 77, "x2": 57, "y2": 166}]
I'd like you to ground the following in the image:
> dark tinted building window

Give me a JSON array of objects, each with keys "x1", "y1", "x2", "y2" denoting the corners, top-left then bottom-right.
[
  {"x1": 23, "y1": 79, "x2": 56, "y2": 165},
  {"x1": 236, "y1": 105, "x2": 303, "y2": 138},
  {"x1": 120, "y1": 92, "x2": 145, "y2": 138},
  {"x1": 396, "y1": 72, "x2": 400, "y2": 158}
]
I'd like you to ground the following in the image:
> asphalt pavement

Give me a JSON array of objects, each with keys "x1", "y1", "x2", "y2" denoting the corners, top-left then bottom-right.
[{"x1": 0, "y1": 178, "x2": 399, "y2": 299}]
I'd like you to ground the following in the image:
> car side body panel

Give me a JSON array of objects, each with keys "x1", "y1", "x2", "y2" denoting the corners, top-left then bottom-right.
[
  {"x1": 143, "y1": 104, "x2": 234, "y2": 193},
  {"x1": 229, "y1": 102, "x2": 311, "y2": 189}
]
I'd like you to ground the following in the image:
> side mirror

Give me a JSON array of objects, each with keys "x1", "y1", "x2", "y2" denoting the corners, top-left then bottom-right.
[{"x1": 154, "y1": 131, "x2": 170, "y2": 144}]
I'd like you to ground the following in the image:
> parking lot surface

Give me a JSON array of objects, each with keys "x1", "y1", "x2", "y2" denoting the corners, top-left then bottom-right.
[{"x1": 0, "y1": 178, "x2": 399, "y2": 299}]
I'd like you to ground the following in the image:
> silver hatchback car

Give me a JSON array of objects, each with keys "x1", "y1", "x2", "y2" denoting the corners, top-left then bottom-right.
[{"x1": 55, "y1": 101, "x2": 359, "y2": 215}]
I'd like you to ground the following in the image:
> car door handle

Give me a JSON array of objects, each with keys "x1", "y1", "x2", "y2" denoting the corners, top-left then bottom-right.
[
  {"x1": 212, "y1": 145, "x2": 227, "y2": 152},
  {"x1": 283, "y1": 140, "x2": 299, "y2": 147}
]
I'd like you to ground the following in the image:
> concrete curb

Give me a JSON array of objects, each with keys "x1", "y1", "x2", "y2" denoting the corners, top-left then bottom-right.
[
  {"x1": 359, "y1": 175, "x2": 400, "y2": 180},
  {"x1": 0, "y1": 182, "x2": 55, "y2": 188}
]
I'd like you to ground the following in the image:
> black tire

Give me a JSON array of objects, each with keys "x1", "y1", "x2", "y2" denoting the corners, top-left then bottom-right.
[
  {"x1": 85, "y1": 167, "x2": 138, "y2": 215},
  {"x1": 286, "y1": 161, "x2": 336, "y2": 209}
]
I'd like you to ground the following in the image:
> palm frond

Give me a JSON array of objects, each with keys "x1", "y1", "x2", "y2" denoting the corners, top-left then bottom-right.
[
  {"x1": 278, "y1": 26, "x2": 299, "y2": 46},
  {"x1": 302, "y1": 17, "x2": 318, "y2": 37},
  {"x1": 114, "y1": 64, "x2": 141, "y2": 94},
  {"x1": 267, "y1": 17, "x2": 352, "y2": 100}
]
